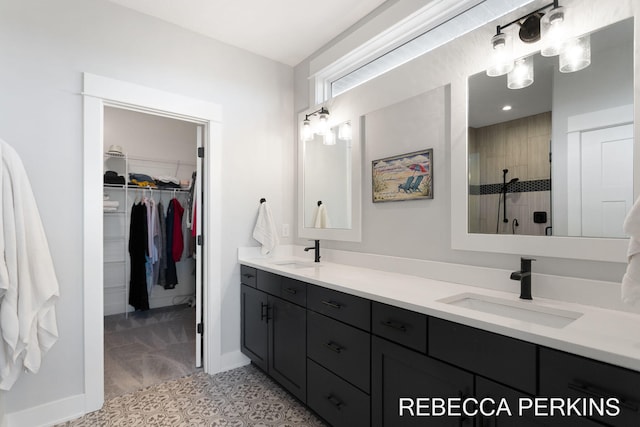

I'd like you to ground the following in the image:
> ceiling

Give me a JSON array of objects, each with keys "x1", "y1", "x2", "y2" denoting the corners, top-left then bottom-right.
[{"x1": 106, "y1": 0, "x2": 388, "y2": 66}]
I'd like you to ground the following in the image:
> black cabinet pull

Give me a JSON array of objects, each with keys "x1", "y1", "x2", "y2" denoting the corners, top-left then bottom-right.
[
  {"x1": 260, "y1": 303, "x2": 271, "y2": 323},
  {"x1": 284, "y1": 287, "x2": 297, "y2": 295},
  {"x1": 568, "y1": 382, "x2": 639, "y2": 412},
  {"x1": 321, "y1": 300, "x2": 342, "y2": 309},
  {"x1": 242, "y1": 273, "x2": 255, "y2": 279},
  {"x1": 324, "y1": 342, "x2": 343, "y2": 354},
  {"x1": 381, "y1": 320, "x2": 407, "y2": 332},
  {"x1": 326, "y1": 394, "x2": 344, "y2": 410}
]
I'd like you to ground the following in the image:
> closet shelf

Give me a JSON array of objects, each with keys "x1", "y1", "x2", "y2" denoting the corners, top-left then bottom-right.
[{"x1": 104, "y1": 184, "x2": 190, "y2": 193}]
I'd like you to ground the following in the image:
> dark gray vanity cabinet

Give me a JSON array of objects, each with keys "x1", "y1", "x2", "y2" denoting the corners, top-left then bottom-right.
[
  {"x1": 306, "y1": 285, "x2": 371, "y2": 427},
  {"x1": 539, "y1": 347, "x2": 640, "y2": 427},
  {"x1": 241, "y1": 265, "x2": 640, "y2": 427},
  {"x1": 372, "y1": 335, "x2": 474, "y2": 427},
  {"x1": 240, "y1": 268, "x2": 307, "y2": 402}
]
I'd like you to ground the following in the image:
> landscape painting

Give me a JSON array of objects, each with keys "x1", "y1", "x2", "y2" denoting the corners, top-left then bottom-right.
[{"x1": 372, "y1": 149, "x2": 433, "y2": 202}]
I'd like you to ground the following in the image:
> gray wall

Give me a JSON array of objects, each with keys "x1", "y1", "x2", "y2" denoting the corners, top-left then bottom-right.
[
  {"x1": 293, "y1": 0, "x2": 633, "y2": 282},
  {"x1": 0, "y1": 0, "x2": 293, "y2": 415}
]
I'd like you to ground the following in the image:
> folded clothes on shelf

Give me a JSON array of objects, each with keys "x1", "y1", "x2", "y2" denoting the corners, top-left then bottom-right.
[
  {"x1": 103, "y1": 201, "x2": 119, "y2": 208},
  {"x1": 104, "y1": 170, "x2": 125, "y2": 185}
]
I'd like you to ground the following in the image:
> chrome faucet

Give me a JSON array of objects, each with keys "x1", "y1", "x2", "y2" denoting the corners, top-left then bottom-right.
[
  {"x1": 510, "y1": 257, "x2": 535, "y2": 300},
  {"x1": 304, "y1": 240, "x2": 321, "y2": 262}
]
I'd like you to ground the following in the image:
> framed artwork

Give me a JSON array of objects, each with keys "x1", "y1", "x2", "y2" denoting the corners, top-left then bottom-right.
[{"x1": 372, "y1": 148, "x2": 433, "y2": 202}]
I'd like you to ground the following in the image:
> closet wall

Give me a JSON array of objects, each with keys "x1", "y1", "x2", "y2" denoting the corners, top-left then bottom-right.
[{"x1": 103, "y1": 107, "x2": 198, "y2": 315}]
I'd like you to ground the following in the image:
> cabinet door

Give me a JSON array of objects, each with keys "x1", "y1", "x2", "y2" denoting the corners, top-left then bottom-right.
[
  {"x1": 269, "y1": 295, "x2": 307, "y2": 403},
  {"x1": 372, "y1": 336, "x2": 474, "y2": 427},
  {"x1": 240, "y1": 284, "x2": 268, "y2": 371},
  {"x1": 476, "y1": 377, "x2": 554, "y2": 427}
]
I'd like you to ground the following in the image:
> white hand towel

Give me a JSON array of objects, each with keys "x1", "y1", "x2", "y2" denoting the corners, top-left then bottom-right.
[
  {"x1": 313, "y1": 204, "x2": 331, "y2": 229},
  {"x1": 253, "y1": 202, "x2": 279, "y2": 255},
  {"x1": 622, "y1": 197, "x2": 640, "y2": 306}
]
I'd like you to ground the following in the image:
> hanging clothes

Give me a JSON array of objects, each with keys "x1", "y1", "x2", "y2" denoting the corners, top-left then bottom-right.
[
  {"x1": 164, "y1": 198, "x2": 184, "y2": 289},
  {"x1": 172, "y1": 198, "x2": 185, "y2": 263},
  {"x1": 128, "y1": 202, "x2": 149, "y2": 310},
  {"x1": 0, "y1": 139, "x2": 59, "y2": 391},
  {"x1": 157, "y1": 200, "x2": 167, "y2": 287}
]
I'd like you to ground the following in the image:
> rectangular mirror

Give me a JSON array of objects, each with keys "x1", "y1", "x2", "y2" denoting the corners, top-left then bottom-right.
[
  {"x1": 297, "y1": 112, "x2": 362, "y2": 242},
  {"x1": 468, "y1": 19, "x2": 634, "y2": 238}
]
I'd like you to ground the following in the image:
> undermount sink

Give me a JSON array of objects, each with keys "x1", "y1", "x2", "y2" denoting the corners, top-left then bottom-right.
[
  {"x1": 270, "y1": 260, "x2": 322, "y2": 269},
  {"x1": 439, "y1": 293, "x2": 583, "y2": 328}
]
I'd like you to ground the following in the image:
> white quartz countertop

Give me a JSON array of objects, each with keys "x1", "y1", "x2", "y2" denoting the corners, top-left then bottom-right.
[{"x1": 238, "y1": 254, "x2": 640, "y2": 372}]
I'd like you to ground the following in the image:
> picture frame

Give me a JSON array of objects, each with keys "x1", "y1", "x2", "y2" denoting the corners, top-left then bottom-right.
[{"x1": 372, "y1": 148, "x2": 433, "y2": 202}]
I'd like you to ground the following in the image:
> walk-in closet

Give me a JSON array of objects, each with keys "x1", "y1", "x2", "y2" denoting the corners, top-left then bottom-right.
[{"x1": 102, "y1": 106, "x2": 202, "y2": 398}]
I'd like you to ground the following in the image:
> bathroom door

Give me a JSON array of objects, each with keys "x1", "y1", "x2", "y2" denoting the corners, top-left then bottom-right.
[
  {"x1": 581, "y1": 123, "x2": 633, "y2": 237},
  {"x1": 195, "y1": 125, "x2": 204, "y2": 367}
]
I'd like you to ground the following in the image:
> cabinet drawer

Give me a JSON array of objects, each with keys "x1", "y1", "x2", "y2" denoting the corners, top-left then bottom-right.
[
  {"x1": 256, "y1": 269, "x2": 281, "y2": 296},
  {"x1": 240, "y1": 265, "x2": 257, "y2": 288},
  {"x1": 539, "y1": 347, "x2": 640, "y2": 427},
  {"x1": 307, "y1": 311, "x2": 370, "y2": 392},
  {"x1": 307, "y1": 285, "x2": 370, "y2": 331},
  {"x1": 307, "y1": 359, "x2": 370, "y2": 427},
  {"x1": 280, "y1": 277, "x2": 306, "y2": 306},
  {"x1": 428, "y1": 318, "x2": 536, "y2": 394},
  {"x1": 372, "y1": 302, "x2": 427, "y2": 353}
]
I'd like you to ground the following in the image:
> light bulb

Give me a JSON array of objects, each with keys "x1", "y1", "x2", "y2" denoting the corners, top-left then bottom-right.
[
  {"x1": 507, "y1": 56, "x2": 534, "y2": 89},
  {"x1": 323, "y1": 130, "x2": 336, "y2": 146},
  {"x1": 559, "y1": 35, "x2": 591, "y2": 73},
  {"x1": 317, "y1": 113, "x2": 328, "y2": 135},
  {"x1": 541, "y1": 6, "x2": 565, "y2": 57},
  {"x1": 338, "y1": 122, "x2": 352, "y2": 141},
  {"x1": 487, "y1": 32, "x2": 514, "y2": 77},
  {"x1": 302, "y1": 119, "x2": 312, "y2": 141}
]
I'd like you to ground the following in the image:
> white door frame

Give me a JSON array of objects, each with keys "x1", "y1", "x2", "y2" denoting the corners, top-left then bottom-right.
[{"x1": 82, "y1": 73, "x2": 222, "y2": 412}]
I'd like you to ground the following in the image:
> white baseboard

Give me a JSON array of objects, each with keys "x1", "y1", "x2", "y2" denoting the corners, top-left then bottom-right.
[
  {"x1": 218, "y1": 350, "x2": 250, "y2": 373},
  {"x1": 5, "y1": 394, "x2": 86, "y2": 427}
]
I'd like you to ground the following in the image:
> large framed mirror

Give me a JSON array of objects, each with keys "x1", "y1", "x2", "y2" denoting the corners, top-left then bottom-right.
[
  {"x1": 297, "y1": 110, "x2": 362, "y2": 242},
  {"x1": 452, "y1": 15, "x2": 636, "y2": 262}
]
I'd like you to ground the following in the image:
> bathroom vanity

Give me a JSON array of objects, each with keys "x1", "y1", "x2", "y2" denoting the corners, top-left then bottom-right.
[{"x1": 239, "y1": 257, "x2": 640, "y2": 427}]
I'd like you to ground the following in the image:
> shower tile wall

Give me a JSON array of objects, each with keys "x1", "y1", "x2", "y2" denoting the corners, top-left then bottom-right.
[{"x1": 469, "y1": 112, "x2": 551, "y2": 235}]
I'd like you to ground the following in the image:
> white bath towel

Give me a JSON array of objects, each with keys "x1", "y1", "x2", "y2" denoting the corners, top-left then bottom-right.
[
  {"x1": 253, "y1": 202, "x2": 279, "y2": 255},
  {"x1": 0, "y1": 139, "x2": 59, "y2": 390},
  {"x1": 313, "y1": 204, "x2": 331, "y2": 229},
  {"x1": 103, "y1": 200, "x2": 119, "y2": 208},
  {"x1": 622, "y1": 197, "x2": 640, "y2": 306}
]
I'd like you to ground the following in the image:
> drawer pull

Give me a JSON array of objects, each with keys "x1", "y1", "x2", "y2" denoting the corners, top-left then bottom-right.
[
  {"x1": 568, "y1": 382, "x2": 639, "y2": 412},
  {"x1": 284, "y1": 287, "x2": 298, "y2": 295},
  {"x1": 242, "y1": 273, "x2": 255, "y2": 279},
  {"x1": 326, "y1": 394, "x2": 344, "y2": 410},
  {"x1": 324, "y1": 342, "x2": 343, "y2": 354},
  {"x1": 321, "y1": 300, "x2": 342, "y2": 309},
  {"x1": 381, "y1": 320, "x2": 407, "y2": 332}
]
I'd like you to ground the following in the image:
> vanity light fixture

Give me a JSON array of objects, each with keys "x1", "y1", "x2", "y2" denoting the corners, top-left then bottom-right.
[
  {"x1": 486, "y1": 0, "x2": 590, "y2": 88},
  {"x1": 301, "y1": 107, "x2": 330, "y2": 142}
]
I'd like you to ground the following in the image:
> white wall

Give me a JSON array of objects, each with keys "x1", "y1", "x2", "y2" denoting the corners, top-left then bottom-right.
[
  {"x1": 294, "y1": 0, "x2": 634, "y2": 282},
  {"x1": 0, "y1": 0, "x2": 293, "y2": 418}
]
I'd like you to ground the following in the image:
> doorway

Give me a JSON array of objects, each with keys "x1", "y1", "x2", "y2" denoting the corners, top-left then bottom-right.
[
  {"x1": 83, "y1": 73, "x2": 223, "y2": 413},
  {"x1": 102, "y1": 107, "x2": 203, "y2": 398}
]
